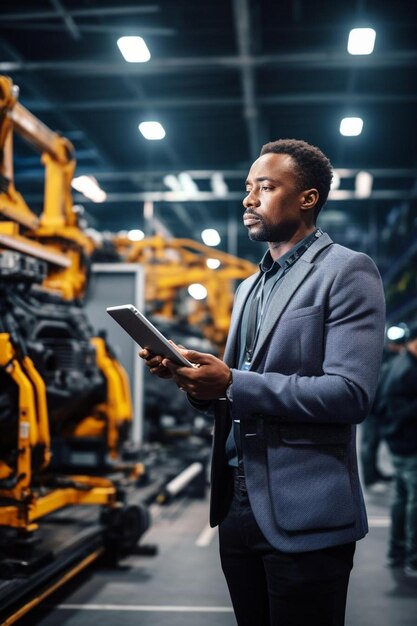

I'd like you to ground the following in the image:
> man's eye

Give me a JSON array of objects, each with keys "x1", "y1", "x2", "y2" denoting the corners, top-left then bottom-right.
[{"x1": 261, "y1": 186, "x2": 272, "y2": 191}]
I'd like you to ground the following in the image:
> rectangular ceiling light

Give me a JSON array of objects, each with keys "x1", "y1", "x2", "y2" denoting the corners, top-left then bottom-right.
[
  {"x1": 163, "y1": 175, "x2": 182, "y2": 191},
  {"x1": 178, "y1": 172, "x2": 199, "y2": 195},
  {"x1": 347, "y1": 28, "x2": 376, "y2": 55},
  {"x1": 117, "y1": 36, "x2": 150, "y2": 62},
  {"x1": 71, "y1": 175, "x2": 106, "y2": 203},
  {"x1": 138, "y1": 121, "x2": 166, "y2": 140},
  {"x1": 340, "y1": 117, "x2": 363, "y2": 136},
  {"x1": 211, "y1": 172, "x2": 228, "y2": 197},
  {"x1": 355, "y1": 171, "x2": 373, "y2": 198}
]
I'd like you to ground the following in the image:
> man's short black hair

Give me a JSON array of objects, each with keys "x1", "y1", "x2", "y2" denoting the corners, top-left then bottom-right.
[{"x1": 260, "y1": 139, "x2": 333, "y2": 222}]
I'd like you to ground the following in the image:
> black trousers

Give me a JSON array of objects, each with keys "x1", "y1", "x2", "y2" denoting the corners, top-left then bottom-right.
[{"x1": 219, "y1": 470, "x2": 355, "y2": 626}]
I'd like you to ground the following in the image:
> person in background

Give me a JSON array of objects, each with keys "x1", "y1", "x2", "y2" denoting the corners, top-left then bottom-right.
[
  {"x1": 141, "y1": 139, "x2": 385, "y2": 625},
  {"x1": 379, "y1": 323, "x2": 417, "y2": 577},
  {"x1": 360, "y1": 335, "x2": 405, "y2": 492}
]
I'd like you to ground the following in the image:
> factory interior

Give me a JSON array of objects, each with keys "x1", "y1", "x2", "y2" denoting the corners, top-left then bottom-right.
[{"x1": 0, "y1": 1, "x2": 417, "y2": 624}]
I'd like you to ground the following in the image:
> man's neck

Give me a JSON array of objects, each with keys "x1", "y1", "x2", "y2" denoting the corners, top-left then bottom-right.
[{"x1": 267, "y1": 226, "x2": 316, "y2": 261}]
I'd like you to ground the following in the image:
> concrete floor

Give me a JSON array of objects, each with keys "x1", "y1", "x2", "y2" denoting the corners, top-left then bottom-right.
[{"x1": 19, "y1": 437, "x2": 417, "y2": 626}]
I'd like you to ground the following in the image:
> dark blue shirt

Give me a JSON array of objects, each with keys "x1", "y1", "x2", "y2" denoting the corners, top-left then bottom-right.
[{"x1": 225, "y1": 229, "x2": 322, "y2": 470}]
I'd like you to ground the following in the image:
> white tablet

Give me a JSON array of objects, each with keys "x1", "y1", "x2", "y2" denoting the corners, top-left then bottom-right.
[{"x1": 106, "y1": 304, "x2": 195, "y2": 368}]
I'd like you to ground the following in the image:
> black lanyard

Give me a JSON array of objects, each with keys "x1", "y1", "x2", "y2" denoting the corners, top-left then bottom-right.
[
  {"x1": 244, "y1": 271, "x2": 280, "y2": 364},
  {"x1": 244, "y1": 229, "x2": 322, "y2": 366}
]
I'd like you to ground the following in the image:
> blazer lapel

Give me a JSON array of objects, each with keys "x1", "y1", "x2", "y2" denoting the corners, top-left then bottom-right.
[
  {"x1": 223, "y1": 232, "x2": 334, "y2": 368},
  {"x1": 250, "y1": 232, "x2": 333, "y2": 368},
  {"x1": 223, "y1": 271, "x2": 259, "y2": 366}
]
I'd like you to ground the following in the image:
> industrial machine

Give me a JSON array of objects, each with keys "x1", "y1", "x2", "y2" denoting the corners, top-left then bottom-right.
[
  {"x1": 109, "y1": 234, "x2": 257, "y2": 441},
  {"x1": 0, "y1": 76, "x2": 150, "y2": 623},
  {"x1": 0, "y1": 73, "x2": 257, "y2": 623},
  {"x1": 114, "y1": 233, "x2": 257, "y2": 349}
]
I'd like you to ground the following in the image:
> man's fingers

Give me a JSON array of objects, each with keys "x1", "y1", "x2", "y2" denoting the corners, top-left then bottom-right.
[
  {"x1": 150, "y1": 366, "x2": 171, "y2": 378},
  {"x1": 162, "y1": 357, "x2": 182, "y2": 371},
  {"x1": 146, "y1": 355, "x2": 164, "y2": 368},
  {"x1": 181, "y1": 349, "x2": 210, "y2": 364},
  {"x1": 139, "y1": 349, "x2": 162, "y2": 364},
  {"x1": 167, "y1": 342, "x2": 205, "y2": 363}
]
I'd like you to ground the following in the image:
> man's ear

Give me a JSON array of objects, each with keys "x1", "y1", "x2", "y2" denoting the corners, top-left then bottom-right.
[{"x1": 300, "y1": 188, "x2": 319, "y2": 211}]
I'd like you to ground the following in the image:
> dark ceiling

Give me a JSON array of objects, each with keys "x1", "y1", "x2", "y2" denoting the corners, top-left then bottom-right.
[{"x1": 1, "y1": 0, "x2": 417, "y2": 320}]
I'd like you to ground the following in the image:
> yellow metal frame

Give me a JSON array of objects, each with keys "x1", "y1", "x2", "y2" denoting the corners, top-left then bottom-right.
[
  {"x1": 20, "y1": 355, "x2": 51, "y2": 468},
  {"x1": 0, "y1": 77, "x2": 133, "y2": 534},
  {"x1": 0, "y1": 75, "x2": 96, "y2": 300},
  {"x1": 0, "y1": 480, "x2": 116, "y2": 530},
  {"x1": 115, "y1": 234, "x2": 257, "y2": 347},
  {"x1": 71, "y1": 337, "x2": 132, "y2": 454},
  {"x1": 0, "y1": 333, "x2": 38, "y2": 500},
  {"x1": 0, "y1": 77, "x2": 39, "y2": 231},
  {"x1": 0, "y1": 334, "x2": 52, "y2": 484},
  {"x1": 90, "y1": 337, "x2": 132, "y2": 457},
  {"x1": 0, "y1": 334, "x2": 116, "y2": 530}
]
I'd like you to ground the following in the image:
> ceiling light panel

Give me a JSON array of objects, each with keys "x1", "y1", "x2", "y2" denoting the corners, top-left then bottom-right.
[
  {"x1": 117, "y1": 36, "x2": 151, "y2": 62},
  {"x1": 71, "y1": 176, "x2": 106, "y2": 203},
  {"x1": 340, "y1": 117, "x2": 363, "y2": 137},
  {"x1": 347, "y1": 28, "x2": 376, "y2": 55},
  {"x1": 138, "y1": 121, "x2": 166, "y2": 140}
]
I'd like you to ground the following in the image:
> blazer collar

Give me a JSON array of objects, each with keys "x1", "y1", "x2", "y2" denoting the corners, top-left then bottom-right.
[
  {"x1": 301, "y1": 231, "x2": 333, "y2": 263},
  {"x1": 223, "y1": 232, "x2": 333, "y2": 367},
  {"x1": 251, "y1": 232, "x2": 333, "y2": 366}
]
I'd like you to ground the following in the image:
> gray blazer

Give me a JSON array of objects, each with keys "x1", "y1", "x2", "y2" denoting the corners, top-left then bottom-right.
[{"x1": 209, "y1": 232, "x2": 386, "y2": 552}]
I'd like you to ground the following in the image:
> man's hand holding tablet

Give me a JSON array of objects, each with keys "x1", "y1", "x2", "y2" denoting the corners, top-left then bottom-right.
[{"x1": 107, "y1": 303, "x2": 232, "y2": 400}]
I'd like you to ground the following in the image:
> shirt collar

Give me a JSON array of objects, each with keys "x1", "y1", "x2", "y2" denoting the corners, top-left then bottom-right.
[{"x1": 259, "y1": 229, "x2": 320, "y2": 274}]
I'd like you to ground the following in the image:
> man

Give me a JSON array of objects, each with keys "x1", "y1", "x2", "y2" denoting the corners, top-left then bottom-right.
[
  {"x1": 378, "y1": 324, "x2": 417, "y2": 577},
  {"x1": 141, "y1": 139, "x2": 385, "y2": 625},
  {"x1": 360, "y1": 339, "x2": 403, "y2": 492}
]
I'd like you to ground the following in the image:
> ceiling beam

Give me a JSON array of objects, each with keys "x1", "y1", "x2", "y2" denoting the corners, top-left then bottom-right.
[
  {"x1": 232, "y1": 0, "x2": 260, "y2": 160},
  {"x1": 0, "y1": 5, "x2": 160, "y2": 20},
  {"x1": 48, "y1": 0, "x2": 81, "y2": 41},
  {"x1": 1, "y1": 23, "x2": 175, "y2": 36},
  {"x1": 22, "y1": 92, "x2": 417, "y2": 113},
  {"x1": 15, "y1": 167, "x2": 417, "y2": 181},
  {"x1": 21, "y1": 190, "x2": 416, "y2": 203},
  {"x1": 2, "y1": 51, "x2": 417, "y2": 76},
  {"x1": 84, "y1": 190, "x2": 417, "y2": 202}
]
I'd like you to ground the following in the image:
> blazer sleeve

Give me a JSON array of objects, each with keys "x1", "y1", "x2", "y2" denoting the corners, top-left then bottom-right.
[{"x1": 230, "y1": 253, "x2": 386, "y2": 425}]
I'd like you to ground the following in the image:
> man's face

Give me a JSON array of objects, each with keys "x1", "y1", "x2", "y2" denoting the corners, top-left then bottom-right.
[{"x1": 243, "y1": 152, "x2": 309, "y2": 242}]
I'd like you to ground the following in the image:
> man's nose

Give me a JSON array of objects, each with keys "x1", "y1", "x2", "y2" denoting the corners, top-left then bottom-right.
[{"x1": 243, "y1": 190, "x2": 260, "y2": 209}]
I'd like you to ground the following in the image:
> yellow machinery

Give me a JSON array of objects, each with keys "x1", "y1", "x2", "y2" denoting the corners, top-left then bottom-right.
[
  {"x1": 0, "y1": 74, "x2": 254, "y2": 620},
  {"x1": 0, "y1": 75, "x2": 94, "y2": 299},
  {"x1": 115, "y1": 234, "x2": 257, "y2": 350},
  {"x1": 0, "y1": 76, "x2": 149, "y2": 611},
  {"x1": 0, "y1": 74, "x2": 132, "y2": 467}
]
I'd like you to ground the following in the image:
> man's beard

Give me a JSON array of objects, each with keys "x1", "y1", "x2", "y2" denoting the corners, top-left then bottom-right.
[
  {"x1": 247, "y1": 223, "x2": 272, "y2": 241},
  {"x1": 246, "y1": 218, "x2": 299, "y2": 243}
]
